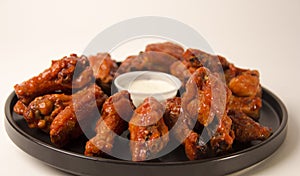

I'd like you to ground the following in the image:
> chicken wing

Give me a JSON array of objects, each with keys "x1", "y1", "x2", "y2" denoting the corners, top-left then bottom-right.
[
  {"x1": 181, "y1": 48, "x2": 229, "y2": 74},
  {"x1": 228, "y1": 70, "x2": 260, "y2": 97},
  {"x1": 225, "y1": 64, "x2": 262, "y2": 119},
  {"x1": 85, "y1": 91, "x2": 135, "y2": 157},
  {"x1": 50, "y1": 84, "x2": 107, "y2": 147},
  {"x1": 88, "y1": 53, "x2": 118, "y2": 95},
  {"x1": 23, "y1": 94, "x2": 71, "y2": 132},
  {"x1": 182, "y1": 67, "x2": 234, "y2": 157},
  {"x1": 184, "y1": 131, "x2": 210, "y2": 160},
  {"x1": 228, "y1": 110, "x2": 271, "y2": 143},
  {"x1": 116, "y1": 51, "x2": 178, "y2": 75},
  {"x1": 129, "y1": 97, "x2": 169, "y2": 161},
  {"x1": 14, "y1": 54, "x2": 94, "y2": 105},
  {"x1": 183, "y1": 67, "x2": 229, "y2": 126},
  {"x1": 228, "y1": 94, "x2": 262, "y2": 120},
  {"x1": 145, "y1": 42, "x2": 184, "y2": 60},
  {"x1": 209, "y1": 114, "x2": 235, "y2": 155},
  {"x1": 170, "y1": 48, "x2": 230, "y2": 85}
]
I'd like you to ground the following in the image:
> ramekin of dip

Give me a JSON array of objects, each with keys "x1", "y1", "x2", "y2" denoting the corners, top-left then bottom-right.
[{"x1": 114, "y1": 71, "x2": 181, "y2": 107}]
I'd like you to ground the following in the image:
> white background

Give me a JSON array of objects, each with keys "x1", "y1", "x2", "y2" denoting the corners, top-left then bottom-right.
[{"x1": 1, "y1": 0, "x2": 300, "y2": 175}]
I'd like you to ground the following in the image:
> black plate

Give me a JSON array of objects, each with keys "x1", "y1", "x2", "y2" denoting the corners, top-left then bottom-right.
[{"x1": 4, "y1": 88, "x2": 287, "y2": 176}]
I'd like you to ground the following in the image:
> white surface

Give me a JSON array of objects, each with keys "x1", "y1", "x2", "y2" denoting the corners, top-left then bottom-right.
[{"x1": 1, "y1": 0, "x2": 299, "y2": 175}]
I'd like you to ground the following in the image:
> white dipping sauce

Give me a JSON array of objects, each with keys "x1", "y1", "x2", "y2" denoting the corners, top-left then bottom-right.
[
  {"x1": 129, "y1": 79, "x2": 176, "y2": 93},
  {"x1": 114, "y1": 71, "x2": 181, "y2": 106}
]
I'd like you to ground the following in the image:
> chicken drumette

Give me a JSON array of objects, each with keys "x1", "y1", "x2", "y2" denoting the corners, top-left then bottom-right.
[
  {"x1": 50, "y1": 84, "x2": 107, "y2": 147},
  {"x1": 129, "y1": 97, "x2": 169, "y2": 161},
  {"x1": 228, "y1": 110, "x2": 271, "y2": 143},
  {"x1": 85, "y1": 90, "x2": 135, "y2": 157},
  {"x1": 225, "y1": 64, "x2": 262, "y2": 120},
  {"x1": 23, "y1": 93, "x2": 71, "y2": 132}
]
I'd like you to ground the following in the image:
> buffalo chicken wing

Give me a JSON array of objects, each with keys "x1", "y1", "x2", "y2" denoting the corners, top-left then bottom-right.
[
  {"x1": 50, "y1": 84, "x2": 107, "y2": 147},
  {"x1": 14, "y1": 54, "x2": 93, "y2": 105},
  {"x1": 129, "y1": 97, "x2": 169, "y2": 161},
  {"x1": 85, "y1": 91, "x2": 135, "y2": 157}
]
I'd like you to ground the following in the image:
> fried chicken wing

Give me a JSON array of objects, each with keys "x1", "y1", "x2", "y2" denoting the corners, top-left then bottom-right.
[
  {"x1": 85, "y1": 91, "x2": 135, "y2": 157},
  {"x1": 170, "y1": 48, "x2": 230, "y2": 86},
  {"x1": 145, "y1": 42, "x2": 184, "y2": 60},
  {"x1": 228, "y1": 110, "x2": 271, "y2": 143},
  {"x1": 163, "y1": 97, "x2": 207, "y2": 160},
  {"x1": 23, "y1": 94, "x2": 71, "y2": 132},
  {"x1": 14, "y1": 54, "x2": 93, "y2": 104},
  {"x1": 129, "y1": 97, "x2": 169, "y2": 161},
  {"x1": 182, "y1": 113, "x2": 234, "y2": 159},
  {"x1": 50, "y1": 84, "x2": 107, "y2": 147},
  {"x1": 228, "y1": 94, "x2": 262, "y2": 120},
  {"x1": 228, "y1": 70, "x2": 260, "y2": 97},
  {"x1": 224, "y1": 64, "x2": 251, "y2": 83},
  {"x1": 181, "y1": 67, "x2": 234, "y2": 157},
  {"x1": 183, "y1": 67, "x2": 228, "y2": 126},
  {"x1": 88, "y1": 53, "x2": 118, "y2": 95},
  {"x1": 116, "y1": 51, "x2": 178, "y2": 75},
  {"x1": 184, "y1": 131, "x2": 209, "y2": 160},
  {"x1": 224, "y1": 64, "x2": 262, "y2": 119},
  {"x1": 209, "y1": 114, "x2": 235, "y2": 155},
  {"x1": 181, "y1": 48, "x2": 230, "y2": 74}
]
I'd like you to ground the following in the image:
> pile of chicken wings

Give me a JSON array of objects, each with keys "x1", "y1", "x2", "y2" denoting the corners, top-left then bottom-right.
[{"x1": 13, "y1": 42, "x2": 271, "y2": 161}]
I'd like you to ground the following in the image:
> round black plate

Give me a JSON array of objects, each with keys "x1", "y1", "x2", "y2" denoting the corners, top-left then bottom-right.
[{"x1": 4, "y1": 88, "x2": 287, "y2": 176}]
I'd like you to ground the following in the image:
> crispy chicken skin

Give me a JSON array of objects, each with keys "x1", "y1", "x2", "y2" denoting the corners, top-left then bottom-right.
[
  {"x1": 50, "y1": 84, "x2": 107, "y2": 147},
  {"x1": 23, "y1": 94, "x2": 71, "y2": 132},
  {"x1": 145, "y1": 42, "x2": 184, "y2": 60},
  {"x1": 228, "y1": 110, "x2": 271, "y2": 143},
  {"x1": 14, "y1": 54, "x2": 93, "y2": 105},
  {"x1": 129, "y1": 97, "x2": 169, "y2": 161},
  {"x1": 85, "y1": 91, "x2": 135, "y2": 157},
  {"x1": 88, "y1": 53, "x2": 118, "y2": 95}
]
